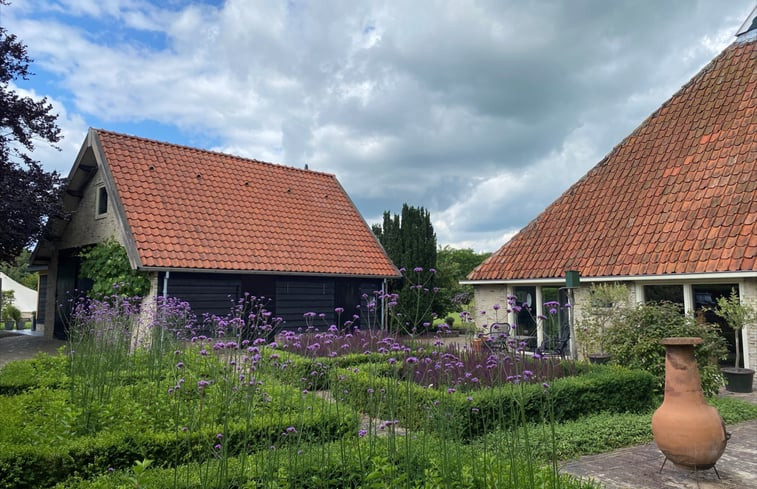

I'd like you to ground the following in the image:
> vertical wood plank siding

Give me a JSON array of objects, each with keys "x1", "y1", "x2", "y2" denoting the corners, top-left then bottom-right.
[{"x1": 275, "y1": 279, "x2": 335, "y2": 328}]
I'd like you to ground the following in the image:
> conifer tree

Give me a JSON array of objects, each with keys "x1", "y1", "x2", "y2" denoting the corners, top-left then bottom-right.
[{"x1": 372, "y1": 204, "x2": 438, "y2": 332}]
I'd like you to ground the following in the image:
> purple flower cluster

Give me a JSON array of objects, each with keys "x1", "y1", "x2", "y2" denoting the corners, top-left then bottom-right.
[
  {"x1": 392, "y1": 345, "x2": 566, "y2": 391},
  {"x1": 278, "y1": 327, "x2": 411, "y2": 359}
]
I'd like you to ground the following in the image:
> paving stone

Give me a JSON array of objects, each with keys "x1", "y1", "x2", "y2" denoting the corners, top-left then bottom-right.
[{"x1": 561, "y1": 418, "x2": 757, "y2": 488}]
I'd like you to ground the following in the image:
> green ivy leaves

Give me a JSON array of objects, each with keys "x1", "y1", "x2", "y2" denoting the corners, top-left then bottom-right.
[{"x1": 79, "y1": 238, "x2": 150, "y2": 298}]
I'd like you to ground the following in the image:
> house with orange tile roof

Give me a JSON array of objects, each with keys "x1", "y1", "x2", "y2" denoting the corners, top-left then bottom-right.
[
  {"x1": 31, "y1": 129, "x2": 399, "y2": 339},
  {"x1": 464, "y1": 10, "x2": 757, "y2": 373}
]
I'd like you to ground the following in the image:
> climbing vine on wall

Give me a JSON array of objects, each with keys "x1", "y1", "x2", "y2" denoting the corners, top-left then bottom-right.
[{"x1": 79, "y1": 238, "x2": 150, "y2": 298}]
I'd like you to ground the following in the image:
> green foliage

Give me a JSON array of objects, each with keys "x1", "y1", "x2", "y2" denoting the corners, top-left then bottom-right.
[
  {"x1": 434, "y1": 246, "x2": 491, "y2": 315},
  {"x1": 372, "y1": 204, "x2": 437, "y2": 272},
  {"x1": 3, "y1": 304, "x2": 20, "y2": 322},
  {"x1": 79, "y1": 238, "x2": 150, "y2": 298},
  {"x1": 709, "y1": 289, "x2": 757, "y2": 368},
  {"x1": 53, "y1": 437, "x2": 602, "y2": 489},
  {"x1": 0, "y1": 387, "x2": 357, "y2": 488},
  {"x1": 372, "y1": 204, "x2": 439, "y2": 327},
  {"x1": 481, "y1": 396, "x2": 757, "y2": 463},
  {"x1": 603, "y1": 302, "x2": 727, "y2": 397},
  {"x1": 0, "y1": 353, "x2": 68, "y2": 395},
  {"x1": 709, "y1": 396, "x2": 757, "y2": 423},
  {"x1": 0, "y1": 290, "x2": 15, "y2": 320},
  {"x1": 335, "y1": 363, "x2": 657, "y2": 440},
  {"x1": 0, "y1": 18, "x2": 63, "y2": 264},
  {"x1": 0, "y1": 249, "x2": 37, "y2": 289},
  {"x1": 575, "y1": 283, "x2": 629, "y2": 356}
]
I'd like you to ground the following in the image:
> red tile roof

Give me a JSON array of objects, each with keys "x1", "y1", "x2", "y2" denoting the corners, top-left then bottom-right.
[
  {"x1": 95, "y1": 130, "x2": 398, "y2": 277},
  {"x1": 470, "y1": 39, "x2": 756, "y2": 281}
]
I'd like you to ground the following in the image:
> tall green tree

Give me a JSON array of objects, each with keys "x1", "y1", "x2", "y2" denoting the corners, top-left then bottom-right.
[
  {"x1": 372, "y1": 204, "x2": 438, "y2": 332},
  {"x1": 435, "y1": 246, "x2": 491, "y2": 314},
  {"x1": 372, "y1": 204, "x2": 437, "y2": 271},
  {"x1": 0, "y1": 2, "x2": 63, "y2": 264}
]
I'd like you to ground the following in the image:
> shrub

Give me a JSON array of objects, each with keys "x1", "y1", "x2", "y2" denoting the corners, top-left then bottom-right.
[
  {"x1": 78, "y1": 238, "x2": 150, "y2": 298},
  {"x1": 0, "y1": 354, "x2": 68, "y2": 395},
  {"x1": 603, "y1": 302, "x2": 726, "y2": 397},
  {"x1": 575, "y1": 283, "x2": 629, "y2": 357},
  {"x1": 0, "y1": 402, "x2": 357, "y2": 489},
  {"x1": 54, "y1": 438, "x2": 601, "y2": 489},
  {"x1": 335, "y1": 363, "x2": 656, "y2": 440}
]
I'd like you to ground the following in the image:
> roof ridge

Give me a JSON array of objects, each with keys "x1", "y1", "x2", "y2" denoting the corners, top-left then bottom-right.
[{"x1": 93, "y1": 128, "x2": 335, "y2": 178}]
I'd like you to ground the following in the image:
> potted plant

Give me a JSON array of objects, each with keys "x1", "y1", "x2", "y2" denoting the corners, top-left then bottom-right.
[
  {"x1": 4, "y1": 305, "x2": 21, "y2": 330},
  {"x1": 576, "y1": 283, "x2": 628, "y2": 364},
  {"x1": 711, "y1": 290, "x2": 756, "y2": 393}
]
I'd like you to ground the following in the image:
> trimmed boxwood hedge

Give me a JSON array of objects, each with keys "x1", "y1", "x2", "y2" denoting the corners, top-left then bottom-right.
[
  {"x1": 333, "y1": 363, "x2": 657, "y2": 440},
  {"x1": 54, "y1": 438, "x2": 601, "y2": 489},
  {"x1": 0, "y1": 354, "x2": 68, "y2": 395},
  {"x1": 0, "y1": 403, "x2": 358, "y2": 489},
  {"x1": 260, "y1": 350, "x2": 407, "y2": 391}
]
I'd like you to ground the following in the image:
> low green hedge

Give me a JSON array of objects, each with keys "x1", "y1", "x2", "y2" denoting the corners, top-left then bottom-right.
[
  {"x1": 261, "y1": 350, "x2": 406, "y2": 391},
  {"x1": 0, "y1": 402, "x2": 358, "y2": 489},
  {"x1": 334, "y1": 364, "x2": 657, "y2": 440},
  {"x1": 54, "y1": 438, "x2": 600, "y2": 489},
  {"x1": 0, "y1": 354, "x2": 68, "y2": 395}
]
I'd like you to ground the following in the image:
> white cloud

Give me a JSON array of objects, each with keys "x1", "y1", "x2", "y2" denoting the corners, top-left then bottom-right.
[{"x1": 4, "y1": 0, "x2": 755, "y2": 252}]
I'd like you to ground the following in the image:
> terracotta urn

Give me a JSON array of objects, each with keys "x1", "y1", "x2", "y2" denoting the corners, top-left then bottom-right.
[{"x1": 651, "y1": 337, "x2": 727, "y2": 470}]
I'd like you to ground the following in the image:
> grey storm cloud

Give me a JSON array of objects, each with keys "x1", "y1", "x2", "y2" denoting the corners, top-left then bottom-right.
[{"x1": 6, "y1": 0, "x2": 754, "y2": 251}]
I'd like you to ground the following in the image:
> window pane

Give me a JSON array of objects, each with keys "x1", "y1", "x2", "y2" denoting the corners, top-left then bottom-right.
[
  {"x1": 97, "y1": 187, "x2": 108, "y2": 215},
  {"x1": 644, "y1": 285, "x2": 683, "y2": 305}
]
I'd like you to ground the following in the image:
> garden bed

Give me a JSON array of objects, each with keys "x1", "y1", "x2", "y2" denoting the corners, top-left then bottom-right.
[{"x1": 333, "y1": 361, "x2": 657, "y2": 439}]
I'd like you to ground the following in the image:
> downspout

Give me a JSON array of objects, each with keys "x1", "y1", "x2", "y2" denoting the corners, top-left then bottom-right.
[
  {"x1": 161, "y1": 271, "x2": 170, "y2": 345},
  {"x1": 163, "y1": 271, "x2": 170, "y2": 298},
  {"x1": 382, "y1": 279, "x2": 387, "y2": 331}
]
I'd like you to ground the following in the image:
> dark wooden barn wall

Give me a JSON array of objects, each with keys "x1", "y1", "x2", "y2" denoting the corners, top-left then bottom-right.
[{"x1": 162, "y1": 272, "x2": 383, "y2": 331}]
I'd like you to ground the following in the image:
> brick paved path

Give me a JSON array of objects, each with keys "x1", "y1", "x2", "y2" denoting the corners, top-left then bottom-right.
[{"x1": 561, "y1": 412, "x2": 757, "y2": 488}]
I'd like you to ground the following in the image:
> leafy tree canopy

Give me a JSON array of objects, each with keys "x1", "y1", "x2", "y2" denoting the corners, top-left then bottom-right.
[
  {"x1": 434, "y1": 246, "x2": 491, "y2": 313},
  {"x1": 0, "y1": 249, "x2": 38, "y2": 289},
  {"x1": 0, "y1": 4, "x2": 63, "y2": 264}
]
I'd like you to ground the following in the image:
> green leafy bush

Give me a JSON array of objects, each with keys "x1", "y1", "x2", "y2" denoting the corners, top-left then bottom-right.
[
  {"x1": 54, "y1": 438, "x2": 600, "y2": 489},
  {"x1": 0, "y1": 403, "x2": 357, "y2": 489},
  {"x1": 79, "y1": 238, "x2": 150, "y2": 298},
  {"x1": 264, "y1": 350, "x2": 407, "y2": 391},
  {"x1": 0, "y1": 354, "x2": 68, "y2": 395},
  {"x1": 335, "y1": 363, "x2": 656, "y2": 440},
  {"x1": 603, "y1": 302, "x2": 727, "y2": 397}
]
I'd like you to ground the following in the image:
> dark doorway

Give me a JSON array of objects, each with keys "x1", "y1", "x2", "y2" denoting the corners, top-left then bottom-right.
[
  {"x1": 693, "y1": 284, "x2": 742, "y2": 368},
  {"x1": 53, "y1": 249, "x2": 92, "y2": 340}
]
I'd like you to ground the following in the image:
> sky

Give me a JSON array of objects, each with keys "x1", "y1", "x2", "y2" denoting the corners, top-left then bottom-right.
[{"x1": 3, "y1": 1, "x2": 754, "y2": 253}]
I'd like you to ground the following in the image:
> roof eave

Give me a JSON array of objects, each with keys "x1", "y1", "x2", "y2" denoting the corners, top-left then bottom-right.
[
  {"x1": 139, "y1": 266, "x2": 400, "y2": 280},
  {"x1": 462, "y1": 270, "x2": 757, "y2": 286}
]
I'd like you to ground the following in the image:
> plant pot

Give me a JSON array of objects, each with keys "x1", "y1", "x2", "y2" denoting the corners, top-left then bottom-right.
[
  {"x1": 651, "y1": 337, "x2": 727, "y2": 470},
  {"x1": 588, "y1": 353, "x2": 610, "y2": 364},
  {"x1": 471, "y1": 338, "x2": 482, "y2": 353},
  {"x1": 16, "y1": 319, "x2": 26, "y2": 330},
  {"x1": 3, "y1": 320, "x2": 14, "y2": 331},
  {"x1": 721, "y1": 367, "x2": 755, "y2": 393}
]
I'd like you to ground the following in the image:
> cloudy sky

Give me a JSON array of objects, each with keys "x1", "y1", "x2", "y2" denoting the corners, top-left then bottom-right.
[{"x1": 3, "y1": 1, "x2": 754, "y2": 252}]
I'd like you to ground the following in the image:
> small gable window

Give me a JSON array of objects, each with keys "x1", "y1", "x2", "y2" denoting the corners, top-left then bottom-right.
[{"x1": 97, "y1": 186, "x2": 108, "y2": 216}]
